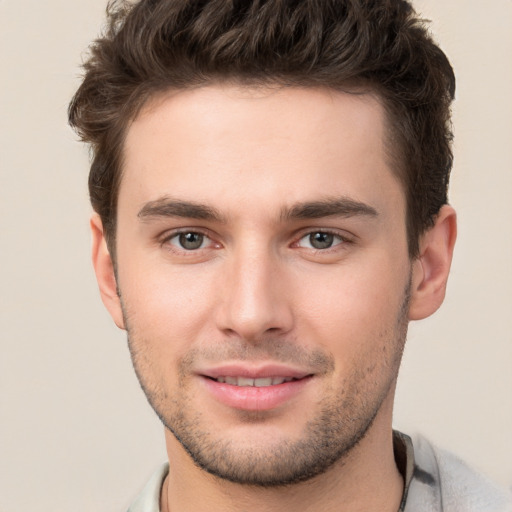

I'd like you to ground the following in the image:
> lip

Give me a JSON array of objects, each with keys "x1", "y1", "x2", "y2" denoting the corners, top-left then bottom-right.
[
  {"x1": 197, "y1": 363, "x2": 314, "y2": 411},
  {"x1": 199, "y1": 363, "x2": 311, "y2": 380}
]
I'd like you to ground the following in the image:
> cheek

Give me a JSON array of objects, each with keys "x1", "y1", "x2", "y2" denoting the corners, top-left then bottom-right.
[
  {"x1": 294, "y1": 256, "x2": 409, "y2": 358},
  {"x1": 118, "y1": 259, "x2": 219, "y2": 350}
]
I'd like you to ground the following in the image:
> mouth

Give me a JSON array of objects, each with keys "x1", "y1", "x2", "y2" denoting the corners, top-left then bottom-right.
[
  {"x1": 198, "y1": 365, "x2": 314, "y2": 411},
  {"x1": 209, "y1": 376, "x2": 298, "y2": 387}
]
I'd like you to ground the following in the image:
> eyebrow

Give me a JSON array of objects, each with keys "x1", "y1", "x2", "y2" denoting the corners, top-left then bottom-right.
[
  {"x1": 138, "y1": 197, "x2": 225, "y2": 222},
  {"x1": 137, "y1": 196, "x2": 378, "y2": 223},
  {"x1": 281, "y1": 197, "x2": 378, "y2": 221}
]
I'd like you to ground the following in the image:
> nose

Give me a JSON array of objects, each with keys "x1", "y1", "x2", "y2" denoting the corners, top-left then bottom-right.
[{"x1": 215, "y1": 245, "x2": 294, "y2": 342}]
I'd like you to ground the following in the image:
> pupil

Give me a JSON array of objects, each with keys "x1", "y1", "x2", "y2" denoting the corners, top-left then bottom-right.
[
  {"x1": 310, "y1": 232, "x2": 333, "y2": 249},
  {"x1": 179, "y1": 232, "x2": 203, "y2": 250}
]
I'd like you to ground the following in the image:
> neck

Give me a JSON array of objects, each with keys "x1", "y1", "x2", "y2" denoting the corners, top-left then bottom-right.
[{"x1": 161, "y1": 397, "x2": 403, "y2": 512}]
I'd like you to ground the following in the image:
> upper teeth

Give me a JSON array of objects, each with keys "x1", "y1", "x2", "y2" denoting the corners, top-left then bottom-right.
[{"x1": 216, "y1": 376, "x2": 294, "y2": 387}]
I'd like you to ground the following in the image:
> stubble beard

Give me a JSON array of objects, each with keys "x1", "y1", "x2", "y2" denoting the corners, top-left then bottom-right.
[{"x1": 123, "y1": 285, "x2": 410, "y2": 488}]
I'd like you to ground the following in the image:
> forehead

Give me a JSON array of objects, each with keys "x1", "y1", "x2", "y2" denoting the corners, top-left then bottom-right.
[{"x1": 120, "y1": 85, "x2": 403, "y2": 220}]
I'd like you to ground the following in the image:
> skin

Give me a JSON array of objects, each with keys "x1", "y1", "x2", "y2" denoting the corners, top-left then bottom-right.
[{"x1": 91, "y1": 85, "x2": 456, "y2": 512}]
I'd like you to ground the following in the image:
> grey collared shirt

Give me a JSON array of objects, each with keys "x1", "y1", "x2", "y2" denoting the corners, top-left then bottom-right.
[{"x1": 127, "y1": 432, "x2": 512, "y2": 512}]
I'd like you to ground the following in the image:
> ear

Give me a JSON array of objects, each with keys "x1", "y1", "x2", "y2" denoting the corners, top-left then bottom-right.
[
  {"x1": 90, "y1": 213, "x2": 126, "y2": 330},
  {"x1": 408, "y1": 205, "x2": 457, "y2": 321}
]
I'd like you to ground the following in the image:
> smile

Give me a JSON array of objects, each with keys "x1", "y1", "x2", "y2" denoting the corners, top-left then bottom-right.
[
  {"x1": 203, "y1": 374, "x2": 313, "y2": 411},
  {"x1": 213, "y1": 376, "x2": 296, "y2": 387}
]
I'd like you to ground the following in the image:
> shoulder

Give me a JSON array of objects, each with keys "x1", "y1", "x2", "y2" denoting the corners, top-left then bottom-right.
[
  {"x1": 405, "y1": 434, "x2": 512, "y2": 512},
  {"x1": 127, "y1": 463, "x2": 169, "y2": 512}
]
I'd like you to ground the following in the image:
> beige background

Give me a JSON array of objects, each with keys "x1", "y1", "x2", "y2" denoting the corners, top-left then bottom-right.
[{"x1": 1, "y1": 1, "x2": 511, "y2": 510}]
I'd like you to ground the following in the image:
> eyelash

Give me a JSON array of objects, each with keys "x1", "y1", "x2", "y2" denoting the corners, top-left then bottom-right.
[
  {"x1": 159, "y1": 228, "x2": 353, "y2": 254},
  {"x1": 160, "y1": 229, "x2": 217, "y2": 252},
  {"x1": 293, "y1": 229, "x2": 353, "y2": 252}
]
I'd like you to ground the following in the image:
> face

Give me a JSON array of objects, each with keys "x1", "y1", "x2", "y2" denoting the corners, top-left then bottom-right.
[{"x1": 106, "y1": 86, "x2": 414, "y2": 485}]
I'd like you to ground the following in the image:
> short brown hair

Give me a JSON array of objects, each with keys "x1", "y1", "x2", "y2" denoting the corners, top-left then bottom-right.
[{"x1": 69, "y1": 0, "x2": 455, "y2": 258}]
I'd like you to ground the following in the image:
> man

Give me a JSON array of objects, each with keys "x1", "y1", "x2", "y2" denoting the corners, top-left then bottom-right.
[{"x1": 68, "y1": 1, "x2": 512, "y2": 511}]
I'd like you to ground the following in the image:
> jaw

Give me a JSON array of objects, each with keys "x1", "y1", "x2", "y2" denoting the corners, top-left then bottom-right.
[{"x1": 161, "y1": 381, "x2": 402, "y2": 512}]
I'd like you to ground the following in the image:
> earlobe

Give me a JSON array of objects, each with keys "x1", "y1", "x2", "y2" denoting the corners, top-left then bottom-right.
[
  {"x1": 408, "y1": 205, "x2": 457, "y2": 321},
  {"x1": 90, "y1": 214, "x2": 126, "y2": 330}
]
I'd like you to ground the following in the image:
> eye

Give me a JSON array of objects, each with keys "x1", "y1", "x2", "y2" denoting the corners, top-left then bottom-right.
[
  {"x1": 168, "y1": 231, "x2": 210, "y2": 250},
  {"x1": 297, "y1": 231, "x2": 345, "y2": 250}
]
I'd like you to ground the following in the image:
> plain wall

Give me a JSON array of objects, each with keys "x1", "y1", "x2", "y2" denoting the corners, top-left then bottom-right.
[{"x1": 1, "y1": 1, "x2": 511, "y2": 510}]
